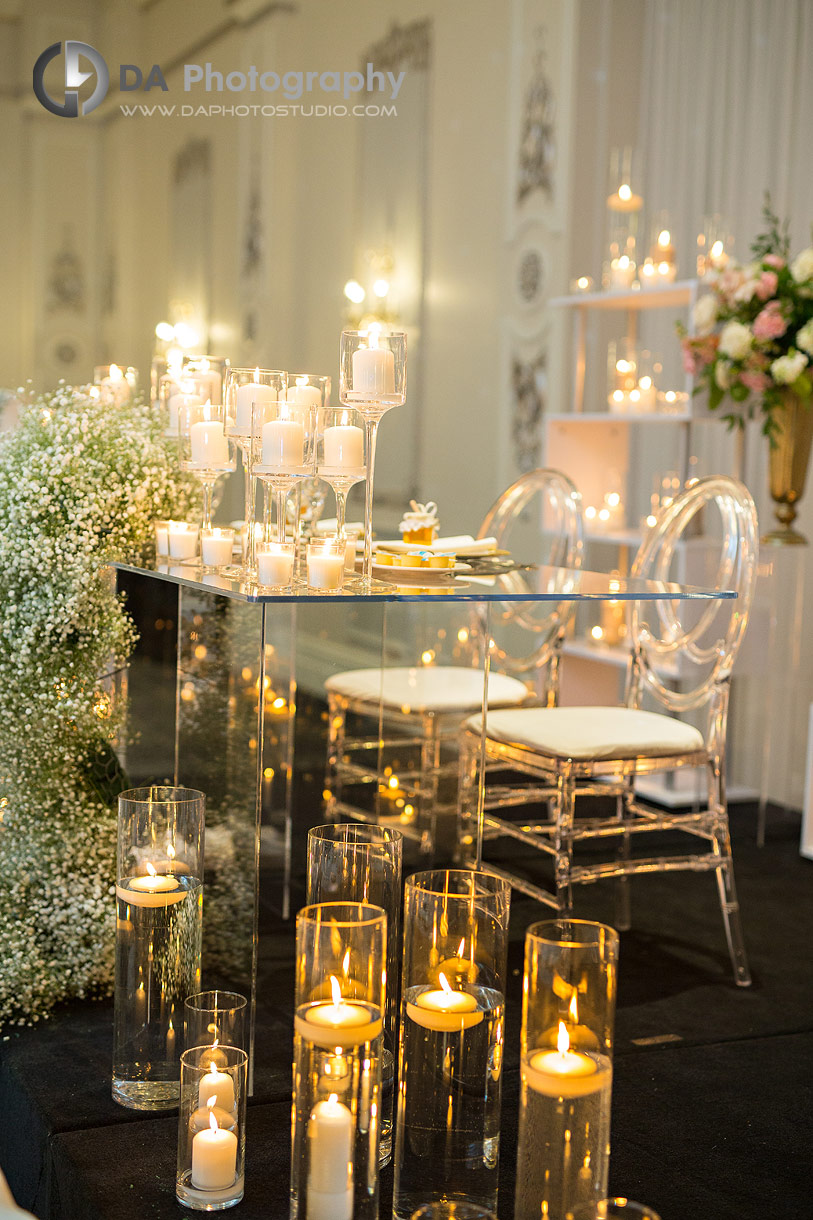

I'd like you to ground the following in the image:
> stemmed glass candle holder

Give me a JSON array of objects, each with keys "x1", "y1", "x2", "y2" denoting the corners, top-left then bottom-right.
[
  {"x1": 291, "y1": 902, "x2": 386, "y2": 1220},
  {"x1": 514, "y1": 920, "x2": 619, "y2": 1220},
  {"x1": 223, "y1": 368, "x2": 288, "y2": 569},
  {"x1": 176, "y1": 1044, "x2": 247, "y2": 1210},
  {"x1": 94, "y1": 363, "x2": 137, "y2": 405},
  {"x1": 253, "y1": 397, "x2": 316, "y2": 544},
  {"x1": 113, "y1": 786, "x2": 205, "y2": 1110},
  {"x1": 318, "y1": 405, "x2": 366, "y2": 547},
  {"x1": 179, "y1": 399, "x2": 235, "y2": 532},
  {"x1": 603, "y1": 147, "x2": 642, "y2": 290},
  {"x1": 184, "y1": 991, "x2": 247, "y2": 1055},
  {"x1": 392, "y1": 870, "x2": 510, "y2": 1220},
  {"x1": 162, "y1": 373, "x2": 201, "y2": 439},
  {"x1": 340, "y1": 327, "x2": 407, "y2": 583},
  {"x1": 307, "y1": 825, "x2": 403, "y2": 1165}
]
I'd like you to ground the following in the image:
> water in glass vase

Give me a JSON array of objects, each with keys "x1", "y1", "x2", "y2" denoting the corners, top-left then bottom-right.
[
  {"x1": 112, "y1": 874, "x2": 202, "y2": 1109},
  {"x1": 514, "y1": 1051, "x2": 612, "y2": 1220},
  {"x1": 392, "y1": 985, "x2": 504, "y2": 1220}
]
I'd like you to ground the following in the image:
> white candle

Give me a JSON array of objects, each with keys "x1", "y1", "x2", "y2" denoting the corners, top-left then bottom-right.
[
  {"x1": 343, "y1": 535, "x2": 358, "y2": 573},
  {"x1": 323, "y1": 421, "x2": 364, "y2": 469},
  {"x1": 307, "y1": 1094, "x2": 353, "y2": 1220},
  {"x1": 262, "y1": 417, "x2": 305, "y2": 467},
  {"x1": 257, "y1": 545, "x2": 294, "y2": 587},
  {"x1": 294, "y1": 977, "x2": 382, "y2": 1048},
  {"x1": 608, "y1": 256, "x2": 635, "y2": 289},
  {"x1": 154, "y1": 521, "x2": 169, "y2": 556},
  {"x1": 191, "y1": 1109, "x2": 238, "y2": 1191},
  {"x1": 235, "y1": 376, "x2": 277, "y2": 431},
  {"x1": 307, "y1": 549, "x2": 345, "y2": 591},
  {"x1": 169, "y1": 391, "x2": 203, "y2": 432},
  {"x1": 287, "y1": 379, "x2": 322, "y2": 410},
  {"x1": 190, "y1": 419, "x2": 229, "y2": 465},
  {"x1": 405, "y1": 973, "x2": 483, "y2": 1032},
  {"x1": 201, "y1": 529, "x2": 234, "y2": 567},
  {"x1": 115, "y1": 864, "x2": 186, "y2": 908},
  {"x1": 352, "y1": 339, "x2": 395, "y2": 395},
  {"x1": 198, "y1": 1062, "x2": 236, "y2": 1112},
  {"x1": 523, "y1": 1023, "x2": 611, "y2": 1098},
  {"x1": 167, "y1": 522, "x2": 199, "y2": 560}
]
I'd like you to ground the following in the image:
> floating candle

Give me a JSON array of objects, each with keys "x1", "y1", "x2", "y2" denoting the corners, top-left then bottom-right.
[
  {"x1": 294, "y1": 976, "x2": 382, "y2": 1048},
  {"x1": 405, "y1": 972, "x2": 484, "y2": 1032},
  {"x1": 115, "y1": 863, "x2": 187, "y2": 908},
  {"x1": 523, "y1": 1022, "x2": 610, "y2": 1098}
]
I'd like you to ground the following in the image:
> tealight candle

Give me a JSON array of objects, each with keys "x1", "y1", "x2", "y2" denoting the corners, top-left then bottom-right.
[
  {"x1": 257, "y1": 543, "x2": 295, "y2": 588},
  {"x1": 307, "y1": 544, "x2": 345, "y2": 591},
  {"x1": 154, "y1": 520, "x2": 169, "y2": 558},
  {"x1": 262, "y1": 414, "x2": 305, "y2": 467},
  {"x1": 167, "y1": 522, "x2": 199, "y2": 560},
  {"x1": 190, "y1": 418, "x2": 229, "y2": 465},
  {"x1": 191, "y1": 1107, "x2": 238, "y2": 1191},
  {"x1": 201, "y1": 528, "x2": 234, "y2": 567},
  {"x1": 294, "y1": 976, "x2": 383, "y2": 1048},
  {"x1": 405, "y1": 972, "x2": 484, "y2": 1032},
  {"x1": 115, "y1": 863, "x2": 186, "y2": 909},
  {"x1": 523, "y1": 1022, "x2": 610, "y2": 1098},
  {"x1": 306, "y1": 1093, "x2": 354, "y2": 1220}
]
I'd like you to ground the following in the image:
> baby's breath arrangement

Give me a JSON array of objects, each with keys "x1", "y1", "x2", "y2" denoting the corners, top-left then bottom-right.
[{"x1": 0, "y1": 383, "x2": 197, "y2": 1026}]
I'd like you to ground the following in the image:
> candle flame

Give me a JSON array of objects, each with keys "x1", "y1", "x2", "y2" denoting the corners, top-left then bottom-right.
[
  {"x1": 710, "y1": 239, "x2": 724, "y2": 258},
  {"x1": 208, "y1": 1106, "x2": 218, "y2": 1134},
  {"x1": 618, "y1": 183, "x2": 632, "y2": 201},
  {"x1": 254, "y1": 367, "x2": 261, "y2": 380},
  {"x1": 557, "y1": 1021, "x2": 570, "y2": 1055},
  {"x1": 658, "y1": 229, "x2": 671, "y2": 247},
  {"x1": 330, "y1": 975, "x2": 343, "y2": 1007},
  {"x1": 341, "y1": 948, "x2": 351, "y2": 975},
  {"x1": 367, "y1": 322, "x2": 381, "y2": 350},
  {"x1": 438, "y1": 972, "x2": 453, "y2": 995},
  {"x1": 207, "y1": 1094, "x2": 217, "y2": 1109},
  {"x1": 569, "y1": 990, "x2": 579, "y2": 1023},
  {"x1": 167, "y1": 843, "x2": 175, "y2": 861},
  {"x1": 340, "y1": 409, "x2": 349, "y2": 426},
  {"x1": 109, "y1": 363, "x2": 122, "y2": 381},
  {"x1": 296, "y1": 375, "x2": 308, "y2": 388},
  {"x1": 146, "y1": 862, "x2": 156, "y2": 878}
]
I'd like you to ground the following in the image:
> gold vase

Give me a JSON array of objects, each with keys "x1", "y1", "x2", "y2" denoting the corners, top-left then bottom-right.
[{"x1": 762, "y1": 390, "x2": 813, "y2": 545}]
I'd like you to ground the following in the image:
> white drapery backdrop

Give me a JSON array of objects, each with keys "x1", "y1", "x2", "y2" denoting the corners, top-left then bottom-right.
[{"x1": 638, "y1": 0, "x2": 813, "y2": 806}]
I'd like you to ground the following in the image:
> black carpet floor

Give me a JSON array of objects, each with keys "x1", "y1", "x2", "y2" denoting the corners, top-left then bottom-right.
[{"x1": 0, "y1": 804, "x2": 811, "y2": 1220}]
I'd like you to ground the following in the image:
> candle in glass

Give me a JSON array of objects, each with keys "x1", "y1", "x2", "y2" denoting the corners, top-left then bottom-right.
[
  {"x1": 200, "y1": 528, "x2": 234, "y2": 567},
  {"x1": 307, "y1": 541, "x2": 345, "y2": 591},
  {"x1": 167, "y1": 521, "x2": 199, "y2": 560},
  {"x1": 352, "y1": 334, "x2": 395, "y2": 395},
  {"x1": 324, "y1": 415, "x2": 364, "y2": 468},
  {"x1": 256, "y1": 542, "x2": 295, "y2": 588},
  {"x1": 262, "y1": 409, "x2": 305, "y2": 467},
  {"x1": 191, "y1": 1107, "x2": 238, "y2": 1191},
  {"x1": 234, "y1": 369, "x2": 277, "y2": 431},
  {"x1": 190, "y1": 408, "x2": 229, "y2": 465}
]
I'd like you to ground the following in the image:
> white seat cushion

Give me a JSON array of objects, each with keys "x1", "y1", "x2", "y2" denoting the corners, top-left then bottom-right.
[
  {"x1": 467, "y1": 705, "x2": 705, "y2": 761},
  {"x1": 326, "y1": 666, "x2": 530, "y2": 713}
]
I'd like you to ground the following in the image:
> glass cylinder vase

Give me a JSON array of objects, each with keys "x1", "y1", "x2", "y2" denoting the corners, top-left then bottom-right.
[
  {"x1": 307, "y1": 825, "x2": 403, "y2": 1165},
  {"x1": 176, "y1": 1044, "x2": 247, "y2": 1210},
  {"x1": 113, "y1": 786, "x2": 205, "y2": 1110},
  {"x1": 291, "y1": 902, "x2": 387, "y2": 1220},
  {"x1": 514, "y1": 919, "x2": 620, "y2": 1220},
  {"x1": 393, "y1": 869, "x2": 511, "y2": 1220}
]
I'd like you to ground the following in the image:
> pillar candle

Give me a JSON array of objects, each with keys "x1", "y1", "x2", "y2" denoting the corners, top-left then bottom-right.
[
  {"x1": 262, "y1": 417, "x2": 305, "y2": 467},
  {"x1": 306, "y1": 1095, "x2": 353, "y2": 1220},
  {"x1": 191, "y1": 1113, "x2": 238, "y2": 1190},
  {"x1": 323, "y1": 423, "x2": 364, "y2": 468},
  {"x1": 235, "y1": 381, "x2": 277, "y2": 431},
  {"x1": 352, "y1": 344, "x2": 395, "y2": 395},
  {"x1": 190, "y1": 420, "x2": 229, "y2": 465}
]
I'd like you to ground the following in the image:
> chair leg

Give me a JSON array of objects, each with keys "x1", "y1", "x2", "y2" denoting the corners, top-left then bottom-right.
[
  {"x1": 554, "y1": 769, "x2": 575, "y2": 913},
  {"x1": 712, "y1": 820, "x2": 752, "y2": 987},
  {"x1": 614, "y1": 775, "x2": 635, "y2": 931}
]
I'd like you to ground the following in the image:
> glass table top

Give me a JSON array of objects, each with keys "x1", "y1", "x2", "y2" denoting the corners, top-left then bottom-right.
[{"x1": 113, "y1": 558, "x2": 737, "y2": 605}]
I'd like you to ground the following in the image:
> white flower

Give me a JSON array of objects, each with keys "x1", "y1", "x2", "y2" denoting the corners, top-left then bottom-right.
[
  {"x1": 693, "y1": 293, "x2": 718, "y2": 335},
  {"x1": 771, "y1": 349, "x2": 808, "y2": 385},
  {"x1": 718, "y1": 320, "x2": 753, "y2": 361},
  {"x1": 796, "y1": 319, "x2": 813, "y2": 357},
  {"x1": 715, "y1": 360, "x2": 734, "y2": 390},
  {"x1": 790, "y1": 247, "x2": 813, "y2": 283}
]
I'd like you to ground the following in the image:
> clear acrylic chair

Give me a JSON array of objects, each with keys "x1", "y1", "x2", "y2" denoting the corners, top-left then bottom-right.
[
  {"x1": 458, "y1": 475, "x2": 758, "y2": 985},
  {"x1": 323, "y1": 469, "x2": 584, "y2": 856}
]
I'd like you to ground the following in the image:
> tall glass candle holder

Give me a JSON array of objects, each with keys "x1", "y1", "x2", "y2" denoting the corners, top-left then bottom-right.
[
  {"x1": 184, "y1": 991, "x2": 247, "y2": 1054},
  {"x1": 603, "y1": 147, "x2": 643, "y2": 290},
  {"x1": 607, "y1": 341, "x2": 657, "y2": 415},
  {"x1": 113, "y1": 786, "x2": 205, "y2": 1110},
  {"x1": 696, "y1": 215, "x2": 734, "y2": 277},
  {"x1": 162, "y1": 373, "x2": 202, "y2": 440},
  {"x1": 176, "y1": 1044, "x2": 247, "y2": 1210},
  {"x1": 514, "y1": 919, "x2": 619, "y2": 1220},
  {"x1": 340, "y1": 327, "x2": 406, "y2": 584},
  {"x1": 253, "y1": 397, "x2": 316, "y2": 544},
  {"x1": 224, "y1": 367, "x2": 288, "y2": 568},
  {"x1": 639, "y1": 211, "x2": 677, "y2": 289},
  {"x1": 94, "y1": 363, "x2": 138, "y2": 405},
  {"x1": 291, "y1": 902, "x2": 386, "y2": 1220},
  {"x1": 307, "y1": 825, "x2": 403, "y2": 1165},
  {"x1": 393, "y1": 870, "x2": 510, "y2": 1220},
  {"x1": 318, "y1": 405, "x2": 366, "y2": 548},
  {"x1": 179, "y1": 399, "x2": 235, "y2": 532}
]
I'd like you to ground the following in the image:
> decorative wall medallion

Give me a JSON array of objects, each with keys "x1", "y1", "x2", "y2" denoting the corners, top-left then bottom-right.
[
  {"x1": 517, "y1": 247, "x2": 545, "y2": 304},
  {"x1": 242, "y1": 181, "x2": 263, "y2": 279},
  {"x1": 511, "y1": 348, "x2": 547, "y2": 472},
  {"x1": 48, "y1": 228, "x2": 85, "y2": 314},
  {"x1": 516, "y1": 37, "x2": 556, "y2": 206},
  {"x1": 365, "y1": 19, "x2": 431, "y2": 73},
  {"x1": 173, "y1": 138, "x2": 210, "y2": 185}
]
